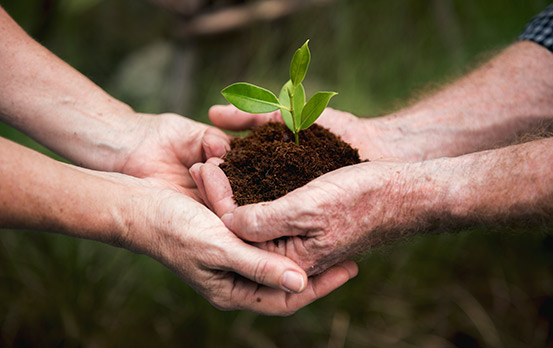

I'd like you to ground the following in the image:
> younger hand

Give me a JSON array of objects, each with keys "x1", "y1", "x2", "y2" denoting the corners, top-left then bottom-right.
[{"x1": 112, "y1": 113, "x2": 230, "y2": 199}]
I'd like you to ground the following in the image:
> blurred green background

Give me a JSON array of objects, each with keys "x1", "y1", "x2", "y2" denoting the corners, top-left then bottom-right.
[{"x1": 1, "y1": 0, "x2": 553, "y2": 347}]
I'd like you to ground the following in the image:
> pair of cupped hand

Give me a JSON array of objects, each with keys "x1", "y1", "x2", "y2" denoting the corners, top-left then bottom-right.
[
  {"x1": 191, "y1": 104, "x2": 378, "y2": 274},
  {"x1": 125, "y1": 104, "x2": 396, "y2": 315}
]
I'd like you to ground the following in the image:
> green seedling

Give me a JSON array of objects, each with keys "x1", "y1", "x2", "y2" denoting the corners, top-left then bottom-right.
[{"x1": 221, "y1": 40, "x2": 337, "y2": 145}]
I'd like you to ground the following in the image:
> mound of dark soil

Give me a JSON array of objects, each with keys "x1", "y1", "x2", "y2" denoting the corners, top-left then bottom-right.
[{"x1": 220, "y1": 122, "x2": 362, "y2": 206}]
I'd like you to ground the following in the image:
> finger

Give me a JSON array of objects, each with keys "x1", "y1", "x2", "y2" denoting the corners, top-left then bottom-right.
[
  {"x1": 225, "y1": 239, "x2": 309, "y2": 294},
  {"x1": 209, "y1": 105, "x2": 282, "y2": 131},
  {"x1": 202, "y1": 127, "x2": 230, "y2": 159},
  {"x1": 373, "y1": 156, "x2": 405, "y2": 162},
  {"x1": 206, "y1": 157, "x2": 224, "y2": 166},
  {"x1": 230, "y1": 259, "x2": 358, "y2": 316},
  {"x1": 198, "y1": 162, "x2": 237, "y2": 217},
  {"x1": 335, "y1": 260, "x2": 359, "y2": 279},
  {"x1": 223, "y1": 196, "x2": 311, "y2": 242},
  {"x1": 315, "y1": 107, "x2": 355, "y2": 127},
  {"x1": 189, "y1": 163, "x2": 212, "y2": 210}
]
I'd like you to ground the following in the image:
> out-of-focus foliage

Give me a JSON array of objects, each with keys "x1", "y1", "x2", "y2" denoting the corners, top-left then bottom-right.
[{"x1": 1, "y1": 0, "x2": 553, "y2": 347}]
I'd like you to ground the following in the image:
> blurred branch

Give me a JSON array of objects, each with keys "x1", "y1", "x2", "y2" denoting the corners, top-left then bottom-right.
[
  {"x1": 327, "y1": 311, "x2": 350, "y2": 348},
  {"x1": 174, "y1": 0, "x2": 335, "y2": 39},
  {"x1": 146, "y1": 0, "x2": 204, "y2": 17}
]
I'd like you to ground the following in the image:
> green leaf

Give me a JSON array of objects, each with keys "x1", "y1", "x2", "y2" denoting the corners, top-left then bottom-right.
[
  {"x1": 300, "y1": 91, "x2": 337, "y2": 130},
  {"x1": 221, "y1": 82, "x2": 281, "y2": 113},
  {"x1": 292, "y1": 83, "x2": 305, "y2": 130},
  {"x1": 278, "y1": 81, "x2": 294, "y2": 132},
  {"x1": 289, "y1": 40, "x2": 311, "y2": 87}
]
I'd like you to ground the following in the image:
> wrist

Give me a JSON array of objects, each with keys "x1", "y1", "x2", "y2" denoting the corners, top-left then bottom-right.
[
  {"x1": 93, "y1": 110, "x2": 151, "y2": 172},
  {"x1": 69, "y1": 101, "x2": 144, "y2": 172},
  {"x1": 365, "y1": 109, "x2": 444, "y2": 162},
  {"x1": 357, "y1": 116, "x2": 412, "y2": 161},
  {"x1": 400, "y1": 159, "x2": 462, "y2": 231},
  {"x1": 352, "y1": 159, "x2": 456, "y2": 246},
  {"x1": 56, "y1": 169, "x2": 149, "y2": 247}
]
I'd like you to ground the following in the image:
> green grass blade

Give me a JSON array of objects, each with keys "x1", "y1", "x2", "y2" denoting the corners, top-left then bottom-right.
[{"x1": 221, "y1": 82, "x2": 281, "y2": 113}]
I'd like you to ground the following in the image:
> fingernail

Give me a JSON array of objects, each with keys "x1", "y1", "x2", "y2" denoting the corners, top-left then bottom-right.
[
  {"x1": 221, "y1": 213, "x2": 233, "y2": 230},
  {"x1": 281, "y1": 270, "x2": 305, "y2": 293}
]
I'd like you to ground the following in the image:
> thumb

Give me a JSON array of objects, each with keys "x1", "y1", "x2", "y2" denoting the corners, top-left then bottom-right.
[
  {"x1": 202, "y1": 127, "x2": 230, "y2": 159},
  {"x1": 198, "y1": 163, "x2": 237, "y2": 217},
  {"x1": 197, "y1": 161, "x2": 312, "y2": 242},
  {"x1": 227, "y1": 239, "x2": 308, "y2": 293},
  {"x1": 222, "y1": 197, "x2": 308, "y2": 243}
]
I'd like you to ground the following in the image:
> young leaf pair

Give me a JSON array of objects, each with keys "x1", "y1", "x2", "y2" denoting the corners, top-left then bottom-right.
[{"x1": 221, "y1": 40, "x2": 337, "y2": 145}]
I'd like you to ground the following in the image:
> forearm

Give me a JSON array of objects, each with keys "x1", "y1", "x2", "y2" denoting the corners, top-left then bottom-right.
[
  {"x1": 0, "y1": 136, "x2": 134, "y2": 244},
  {"x1": 342, "y1": 137, "x2": 552, "y2": 254},
  {"x1": 437, "y1": 137, "x2": 553, "y2": 226},
  {"x1": 391, "y1": 137, "x2": 553, "y2": 235},
  {"x1": 0, "y1": 7, "x2": 140, "y2": 170},
  {"x1": 367, "y1": 41, "x2": 553, "y2": 161}
]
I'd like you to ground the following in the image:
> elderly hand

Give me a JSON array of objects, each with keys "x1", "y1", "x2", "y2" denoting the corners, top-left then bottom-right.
[
  {"x1": 191, "y1": 105, "x2": 397, "y2": 274},
  {"x1": 1, "y1": 136, "x2": 358, "y2": 316},
  {"x1": 191, "y1": 105, "x2": 455, "y2": 274},
  {"x1": 191, "y1": 155, "x2": 441, "y2": 276}
]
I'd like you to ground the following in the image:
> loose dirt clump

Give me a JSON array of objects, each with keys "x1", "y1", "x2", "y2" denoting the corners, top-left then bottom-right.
[{"x1": 220, "y1": 122, "x2": 362, "y2": 206}]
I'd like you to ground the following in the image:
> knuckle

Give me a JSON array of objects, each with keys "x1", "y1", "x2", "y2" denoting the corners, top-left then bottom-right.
[
  {"x1": 287, "y1": 204, "x2": 327, "y2": 233},
  {"x1": 236, "y1": 207, "x2": 263, "y2": 241},
  {"x1": 244, "y1": 202, "x2": 293, "y2": 237},
  {"x1": 280, "y1": 299, "x2": 301, "y2": 317},
  {"x1": 208, "y1": 289, "x2": 237, "y2": 312}
]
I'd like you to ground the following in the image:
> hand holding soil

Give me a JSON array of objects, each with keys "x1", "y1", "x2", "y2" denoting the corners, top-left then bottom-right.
[
  {"x1": 209, "y1": 104, "x2": 406, "y2": 162},
  {"x1": 191, "y1": 105, "x2": 421, "y2": 275},
  {"x1": 111, "y1": 113, "x2": 230, "y2": 193},
  {"x1": 115, "y1": 174, "x2": 357, "y2": 315},
  {"x1": 192, "y1": 149, "x2": 416, "y2": 276}
]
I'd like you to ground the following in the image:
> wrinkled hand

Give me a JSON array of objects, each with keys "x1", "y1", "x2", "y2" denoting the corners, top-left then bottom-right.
[
  {"x1": 192, "y1": 105, "x2": 406, "y2": 275},
  {"x1": 112, "y1": 112, "x2": 230, "y2": 199},
  {"x1": 105, "y1": 111, "x2": 359, "y2": 314},
  {"x1": 208, "y1": 104, "x2": 397, "y2": 161},
  {"x1": 121, "y1": 176, "x2": 358, "y2": 315},
  {"x1": 191, "y1": 155, "x2": 416, "y2": 276}
]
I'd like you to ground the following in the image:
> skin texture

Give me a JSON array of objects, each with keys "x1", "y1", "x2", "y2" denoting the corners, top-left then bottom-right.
[
  {"x1": 365, "y1": 41, "x2": 553, "y2": 161},
  {"x1": 0, "y1": 137, "x2": 358, "y2": 315},
  {"x1": 0, "y1": 6, "x2": 358, "y2": 315},
  {"x1": 193, "y1": 41, "x2": 553, "y2": 276}
]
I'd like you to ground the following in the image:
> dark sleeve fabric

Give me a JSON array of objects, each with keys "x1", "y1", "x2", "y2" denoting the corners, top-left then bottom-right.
[{"x1": 519, "y1": 3, "x2": 553, "y2": 52}]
